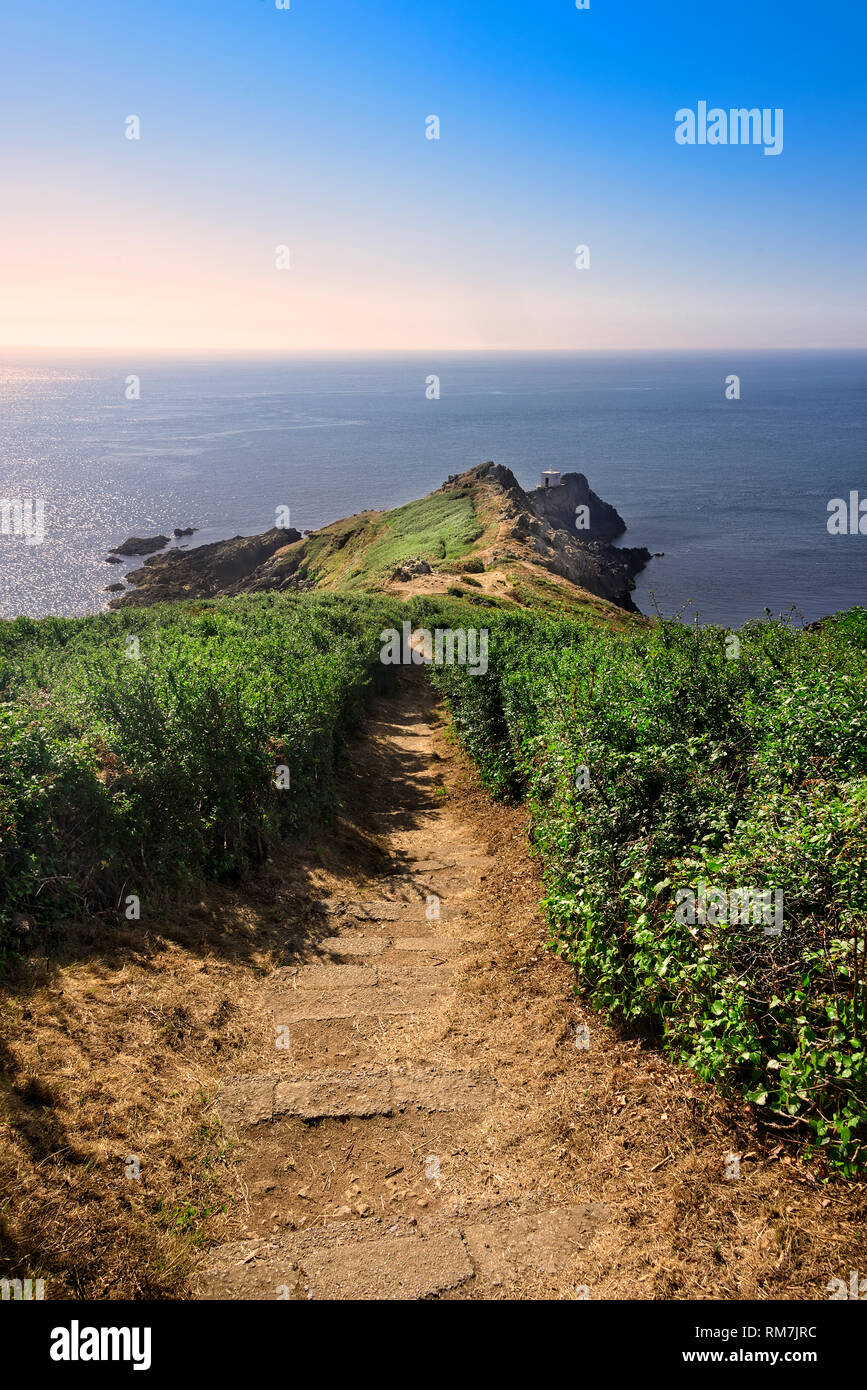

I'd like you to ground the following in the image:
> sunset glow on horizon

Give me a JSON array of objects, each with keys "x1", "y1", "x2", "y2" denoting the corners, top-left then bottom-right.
[{"x1": 2, "y1": 0, "x2": 865, "y2": 353}]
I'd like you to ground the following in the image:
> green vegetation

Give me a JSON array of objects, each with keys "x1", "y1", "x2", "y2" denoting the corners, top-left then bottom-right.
[
  {"x1": 0, "y1": 594, "x2": 401, "y2": 939},
  {"x1": 425, "y1": 605, "x2": 867, "y2": 1173},
  {"x1": 303, "y1": 490, "x2": 486, "y2": 589},
  {"x1": 3, "y1": 583, "x2": 866, "y2": 1172}
]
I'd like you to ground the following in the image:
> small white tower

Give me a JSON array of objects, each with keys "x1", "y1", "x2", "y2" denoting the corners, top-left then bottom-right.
[{"x1": 540, "y1": 470, "x2": 562, "y2": 489}]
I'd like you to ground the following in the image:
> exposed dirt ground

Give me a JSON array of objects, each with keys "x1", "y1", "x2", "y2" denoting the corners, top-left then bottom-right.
[{"x1": 1, "y1": 673, "x2": 865, "y2": 1299}]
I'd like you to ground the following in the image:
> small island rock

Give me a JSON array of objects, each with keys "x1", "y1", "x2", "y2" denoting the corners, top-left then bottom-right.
[{"x1": 108, "y1": 535, "x2": 171, "y2": 557}]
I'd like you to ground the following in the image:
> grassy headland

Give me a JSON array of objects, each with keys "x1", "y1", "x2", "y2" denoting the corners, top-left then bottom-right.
[{"x1": 109, "y1": 462, "x2": 649, "y2": 621}]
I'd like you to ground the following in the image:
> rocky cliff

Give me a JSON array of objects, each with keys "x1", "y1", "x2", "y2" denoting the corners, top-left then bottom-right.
[{"x1": 528, "y1": 471, "x2": 626, "y2": 541}]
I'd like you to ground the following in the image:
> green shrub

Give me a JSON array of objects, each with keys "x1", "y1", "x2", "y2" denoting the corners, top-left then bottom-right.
[
  {"x1": 428, "y1": 607, "x2": 867, "y2": 1172},
  {"x1": 0, "y1": 594, "x2": 402, "y2": 942}
]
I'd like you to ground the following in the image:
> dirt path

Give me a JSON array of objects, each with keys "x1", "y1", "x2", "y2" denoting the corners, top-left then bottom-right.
[
  {"x1": 197, "y1": 674, "x2": 607, "y2": 1298},
  {"x1": 196, "y1": 674, "x2": 864, "y2": 1301}
]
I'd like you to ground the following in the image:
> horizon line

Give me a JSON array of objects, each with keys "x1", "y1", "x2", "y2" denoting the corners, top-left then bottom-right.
[{"x1": 2, "y1": 344, "x2": 867, "y2": 358}]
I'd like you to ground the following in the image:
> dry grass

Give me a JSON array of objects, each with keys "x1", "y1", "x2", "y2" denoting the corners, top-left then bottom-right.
[{"x1": 0, "y1": 862, "x2": 343, "y2": 1297}]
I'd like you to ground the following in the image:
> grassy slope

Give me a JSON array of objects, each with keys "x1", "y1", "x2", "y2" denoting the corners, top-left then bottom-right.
[
  {"x1": 310, "y1": 490, "x2": 486, "y2": 586},
  {"x1": 255, "y1": 490, "x2": 488, "y2": 592}
]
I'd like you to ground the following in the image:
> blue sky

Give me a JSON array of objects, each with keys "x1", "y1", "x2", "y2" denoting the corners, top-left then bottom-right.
[{"x1": 2, "y1": 0, "x2": 865, "y2": 349}]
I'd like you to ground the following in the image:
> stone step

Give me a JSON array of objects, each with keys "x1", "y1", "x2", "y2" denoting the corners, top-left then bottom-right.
[
  {"x1": 346, "y1": 901, "x2": 404, "y2": 922},
  {"x1": 198, "y1": 1230, "x2": 473, "y2": 1301},
  {"x1": 397, "y1": 856, "x2": 495, "y2": 873},
  {"x1": 320, "y1": 935, "x2": 390, "y2": 957},
  {"x1": 196, "y1": 1202, "x2": 609, "y2": 1300},
  {"x1": 265, "y1": 986, "x2": 442, "y2": 1024},
  {"x1": 289, "y1": 964, "x2": 378, "y2": 990},
  {"x1": 325, "y1": 898, "x2": 470, "y2": 929},
  {"x1": 393, "y1": 936, "x2": 464, "y2": 956},
  {"x1": 215, "y1": 1065, "x2": 496, "y2": 1125},
  {"x1": 301, "y1": 1232, "x2": 472, "y2": 1300},
  {"x1": 462, "y1": 1203, "x2": 610, "y2": 1283},
  {"x1": 320, "y1": 934, "x2": 464, "y2": 958},
  {"x1": 286, "y1": 963, "x2": 454, "y2": 991}
]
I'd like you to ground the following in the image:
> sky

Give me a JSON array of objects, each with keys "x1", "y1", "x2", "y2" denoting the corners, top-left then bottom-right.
[{"x1": 1, "y1": 0, "x2": 865, "y2": 352}]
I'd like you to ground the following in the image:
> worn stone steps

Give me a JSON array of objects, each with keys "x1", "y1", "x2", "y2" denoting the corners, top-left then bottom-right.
[
  {"x1": 319, "y1": 934, "x2": 465, "y2": 958},
  {"x1": 197, "y1": 685, "x2": 609, "y2": 1301},
  {"x1": 265, "y1": 986, "x2": 442, "y2": 1025},
  {"x1": 196, "y1": 1202, "x2": 609, "y2": 1300},
  {"x1": 283, "y1": 962, "x2": 456, "y2": 991},
  {"x1": 215, "y1": 1066, "x2": 496, "y2": 1125},
  {"x1": 320, "y1": 900, "x2": 470, "y2": 929}
]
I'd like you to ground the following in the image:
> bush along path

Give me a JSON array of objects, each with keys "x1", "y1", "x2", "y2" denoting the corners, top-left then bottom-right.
[
  {"x1": 426, "y1": 606, "x2": 867, "y2": 1177},
  {"x1": 196, "y1": 671, "x2": 866, "y2": 1300}
]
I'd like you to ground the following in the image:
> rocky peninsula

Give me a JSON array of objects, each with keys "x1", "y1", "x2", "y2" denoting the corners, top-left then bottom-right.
[{"x1": 109, "y1": 462, "x2": 650, "y2": 617}]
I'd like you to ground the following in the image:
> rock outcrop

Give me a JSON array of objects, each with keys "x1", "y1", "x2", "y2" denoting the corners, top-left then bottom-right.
[
  {"x1": 116, "y1": 527, "x2": 303, "y2": 605},
  {"x1": 110, "y1": 463, "x2": 648, "y2": 615},
  {"x1": 108, "y1": 535, "x2": 171, "y2": 557},
  {"x1": 528, "y1": 472, "x2": 625, "y2": 542},
  {"x1": 439, "y1": 463, "x2": 648, "y2": 611}
]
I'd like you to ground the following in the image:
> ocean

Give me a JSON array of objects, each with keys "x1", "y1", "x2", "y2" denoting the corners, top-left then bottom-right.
[{"x1": 0, "y1": 350, "x2": 864, "y2": 627}]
